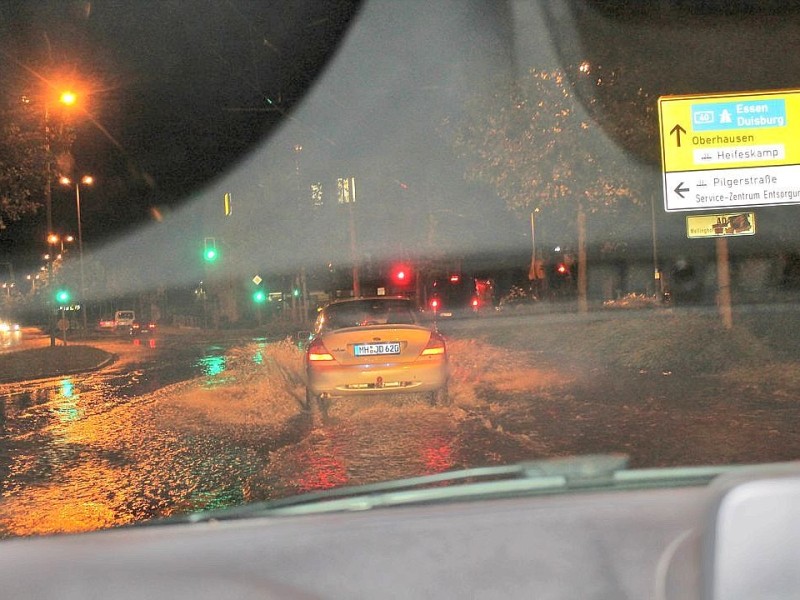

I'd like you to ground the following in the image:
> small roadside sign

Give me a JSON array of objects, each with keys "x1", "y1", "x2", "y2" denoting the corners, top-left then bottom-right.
[
  {"x1": 659, "y1": 89, "x2": 800, "y2": 212},
  {"x1": 686, "y1": 212, "x2": 756, "y2": 239}
]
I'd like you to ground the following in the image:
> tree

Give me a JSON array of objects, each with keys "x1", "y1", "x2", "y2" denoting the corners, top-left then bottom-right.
[
  {"x1": 452, "y1": 66, "x2": 649, "y2": 311},
  {"x1": 0, "y1": 90, "x2": 76, "y2": 229},
  {"x1": 0, "y1": 97, "x2": 46, "y2": 229}
]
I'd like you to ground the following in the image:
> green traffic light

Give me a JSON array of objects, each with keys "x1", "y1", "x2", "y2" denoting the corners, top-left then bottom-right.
[
  {"x1": 292, "y1": 288, "x2": 300, "y2": 297},
  {"x1": 204, "y1": 248, "x2": 218, "y2": 262},
  {"x1": 55, "y1": 289, "x2": 70, "y2": 304},
  {"x1": 253, "y1": 290, "x2": 266, "y2": 304}
]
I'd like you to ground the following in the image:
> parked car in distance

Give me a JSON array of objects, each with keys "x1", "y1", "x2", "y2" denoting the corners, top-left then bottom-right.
[
  {"x1": 114, "y1": 310, "x2": 136, "y2": 330},
  {"x1": 0, "y1": 319, "x2": 20, "y2": 333},
  {"x1": 129, "y1": 321, "x2": 156, "y2": 336},
  {"x1": 97, "y1": 316, "x2": 116, "y2": 330}
]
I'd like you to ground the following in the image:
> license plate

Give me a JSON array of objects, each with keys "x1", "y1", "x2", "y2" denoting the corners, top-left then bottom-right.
[{"x1": 354, "y1": 342, "x2": 401, "y2": 356}]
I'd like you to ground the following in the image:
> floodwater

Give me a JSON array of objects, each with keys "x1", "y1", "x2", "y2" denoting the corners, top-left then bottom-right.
[
  {"x1": 3, "y1": 320, "x2": 795, "y2": 540},
  {"x1": 0, "y1": 333, "x2": 548, "y2": 538},
  {"x1": 0, "y1": 335, "x2": 268, "y2": 536}
]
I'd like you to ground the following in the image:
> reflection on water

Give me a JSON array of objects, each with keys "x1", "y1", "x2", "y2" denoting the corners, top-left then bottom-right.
[
  {"x1": 0, "y1": 331, "x2": 22, "y2": 349},
  {"x1": 132, "y1": 338, "x2": 158, "y2": 349},
  {"x1": 254, "y1": 402, "x2": 460, "y2": 500},
  {"x1": 296, "y1": 441, "x2": 348, "y2": 493},
  {"x1": 54, "y1": 378, "x2": 83, "y2": 425},
  {"x1": 197, "y1": 355, "x2": 226, "y2": 377},
  {"x1": 0, "y1": 337, "x2": 276, "y2": 537},
  {"x1": 423, "y1": 438, "x2": 454, "y2": 474}
]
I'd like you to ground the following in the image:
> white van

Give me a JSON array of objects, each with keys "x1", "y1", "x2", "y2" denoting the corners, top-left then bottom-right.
[{"x1": 114, "y1": 310, "x2": 136, "y2": 330}]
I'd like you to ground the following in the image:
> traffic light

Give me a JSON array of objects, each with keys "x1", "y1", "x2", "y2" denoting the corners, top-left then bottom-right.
[
  {"x1": 203, "y1": 237, "x2": 218, "y2": 263},
  {"x1": 390, "y1": 264, "x2": 413, "y2": 286},
  {"x1": 293, "y1": 288, "x2": 300, "y2": 298},
  {"x1": 55, "y1": 289, "x2": 71, "y2": 305},
  {"x1": 556, "y1": 262, "x2": 569, "y2": 275},
  {"x1": 253, "y1": 289, "x2": 267, "y2": 304}
]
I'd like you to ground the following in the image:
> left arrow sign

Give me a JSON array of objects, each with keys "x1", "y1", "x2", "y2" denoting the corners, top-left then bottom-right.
[{"x1": 674, "y1": 182, "x2": 690, "y2": 199}]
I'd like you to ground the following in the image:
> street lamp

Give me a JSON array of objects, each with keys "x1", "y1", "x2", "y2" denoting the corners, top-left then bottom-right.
[
  {"x1": 59, "y1": 90, "x2": 77, "y2": 106},
  {"x1": 59, "y1": 174, "x2": 93, "y2": 331},
  {"x1": 43, "y1": 87, "x2": 81, "y2": 345}
]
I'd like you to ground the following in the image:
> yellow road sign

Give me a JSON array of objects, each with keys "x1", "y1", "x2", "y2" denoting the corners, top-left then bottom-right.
[
  {"x1": 686, "y1": 212, "x2": 756, "y2": 239},
  {"x1": 658, "y1": 89, "x2": 800, "y2": 212}
]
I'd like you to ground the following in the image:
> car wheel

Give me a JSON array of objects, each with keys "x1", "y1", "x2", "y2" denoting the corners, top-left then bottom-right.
[
  {"x1": 429, "y1": 385, "x2": 449, "y2": 407},
  {"x1": 317, "y1": 395, "x2": 331, "y2": 420}
]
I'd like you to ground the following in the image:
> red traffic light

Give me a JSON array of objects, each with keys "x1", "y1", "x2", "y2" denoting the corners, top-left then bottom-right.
[
  {"x1": 556, "y1": 263, "x2": 568, "y2": 275},
  {"x1": 390, "y1": 264, "x2": 412, "y2": 285}
]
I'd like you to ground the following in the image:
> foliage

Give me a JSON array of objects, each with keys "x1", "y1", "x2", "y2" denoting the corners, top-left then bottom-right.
[
  {"x1": 602, "y1": 293, "x2": 658, "y2": 310},
  {"x1": 498, "y1": 284, "x2": 538, "y2": 307},
  {"x1": 0, "y1": 100, "x2": 45, "y2": 228},
  {"x1": 0, "y1": 93, "x2": 76, "y2": 228},
  {"x1": 452, "y1": 66, "x2": 645, "y2": 220}
]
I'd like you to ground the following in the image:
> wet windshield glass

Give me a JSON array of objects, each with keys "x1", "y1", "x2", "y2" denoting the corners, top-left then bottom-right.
[{"x1": 1, "y1": 0, "x2": 800, "y2": 537}]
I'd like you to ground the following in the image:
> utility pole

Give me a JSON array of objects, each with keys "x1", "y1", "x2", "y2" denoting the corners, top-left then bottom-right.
[
  {"x1": 44, "y1": 105, "x2": 56, "y2": 347},
  {"x1": 338, "y1": 176, "x2": 360, "y2": 297},
  {"x1": 716, "y1": 237, "x2": 733, "y2": 330}
]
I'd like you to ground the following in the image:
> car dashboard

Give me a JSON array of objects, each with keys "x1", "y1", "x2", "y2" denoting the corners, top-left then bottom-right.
[{"x1": 0, "y1": 462, "x2": 797, "y2": 599}]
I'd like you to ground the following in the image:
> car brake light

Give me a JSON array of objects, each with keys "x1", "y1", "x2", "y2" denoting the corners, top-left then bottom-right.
[
  {"x1": 306, "y1": 337, "x2": 334, "y2": 362},
  {"x1": 421, "y1": 332, "x2": 446, "y2": 356}
]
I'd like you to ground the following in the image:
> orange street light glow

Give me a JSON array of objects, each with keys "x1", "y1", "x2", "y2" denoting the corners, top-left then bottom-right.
[{"x1": 59, "y1": 90, "x2": 77, "y2": 105}]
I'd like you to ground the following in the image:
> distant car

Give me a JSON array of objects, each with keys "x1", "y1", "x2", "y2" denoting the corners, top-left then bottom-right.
[
  {"x1": 305, "y1": 297, "x2": 449, "y2": 408},
  {"x1": 97, "y1": 316, "x2": 116, "y2": 330},
  {"x1": 114, "y1": 310, "x2": 136, "y2": 330},
  {"x1": 0, "y1": 319, "x2": 20, "y2": 333},
  {"x1": 427, "y1": 273, "x2": 481, "y2": 318},
  {"x1": 129, "y1": 321, "x2": 156, "y2": 336}
]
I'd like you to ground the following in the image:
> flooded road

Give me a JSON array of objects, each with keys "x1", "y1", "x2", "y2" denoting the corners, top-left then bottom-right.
[
  {"x1": 0, "y1": 333, "x2": 277, "y2": 536},
  {"x1": 2, "y1": 321, "x2": 800, "y2": 539},
  {"x1": 0, "y1": 333, "x2": 549, "y2": 537}
]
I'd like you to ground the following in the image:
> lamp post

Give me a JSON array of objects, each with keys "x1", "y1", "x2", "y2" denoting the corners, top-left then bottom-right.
[
  {"x1": 43, "y1": 87, "x2": 79, "y2": 345},
  {"x1": 59, "y1": 175, "x2": 92, "y2": 331}
]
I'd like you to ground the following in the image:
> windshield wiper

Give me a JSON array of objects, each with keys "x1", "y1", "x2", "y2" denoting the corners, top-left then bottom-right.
[{"x1": 175, "y1": 454, "x2": 736, "y2": 523}]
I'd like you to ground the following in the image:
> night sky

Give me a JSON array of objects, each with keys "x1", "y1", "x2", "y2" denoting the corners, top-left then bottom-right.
[
  {"x1": 6, "y1": 1, "x2": 797, "y2": 298},
  {"x1": 0, "y1": 0, "x2": 363, "y2": 271},
  {"x1": 1, "y1": 0, "x2": 526, "y2": 294}
]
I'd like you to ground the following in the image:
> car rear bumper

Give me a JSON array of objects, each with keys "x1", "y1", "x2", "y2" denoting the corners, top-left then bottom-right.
[{"x1": 307, "y1": 359, "x2": 448, "y2": 397}]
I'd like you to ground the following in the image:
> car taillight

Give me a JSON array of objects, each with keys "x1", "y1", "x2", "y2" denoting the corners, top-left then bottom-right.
[
  {"x1": 421, "y1": 332, "x2": 446, "y2": 356},
  {"x1": 306, "y1": 337, "x2": 334, "y2": 362},
  {"x1": 471, "y1": 297, "x2": 479, "y2": 307}
]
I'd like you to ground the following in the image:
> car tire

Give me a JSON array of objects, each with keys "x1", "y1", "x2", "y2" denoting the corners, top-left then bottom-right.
[
  {"x1": 317, "y1": 395, "x2": 331, "y2": 420},
  {"x1": 429, "y1": 385, "x2": 449, "y2": 407}
]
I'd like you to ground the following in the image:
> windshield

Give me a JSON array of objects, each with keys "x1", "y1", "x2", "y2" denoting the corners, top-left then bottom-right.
[{"x1": 2, "y1": 0, "x2": 800, "y2": 537}]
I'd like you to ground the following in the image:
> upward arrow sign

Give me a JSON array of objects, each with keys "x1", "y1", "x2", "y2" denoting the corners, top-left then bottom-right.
[{"x1": 670, "y1": 124, "x2": 687, "y2": 147}]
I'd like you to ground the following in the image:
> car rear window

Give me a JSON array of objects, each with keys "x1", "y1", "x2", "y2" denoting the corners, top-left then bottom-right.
[{"x1": 320, "y1": 300, "x2": 417, "y2": 331}]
